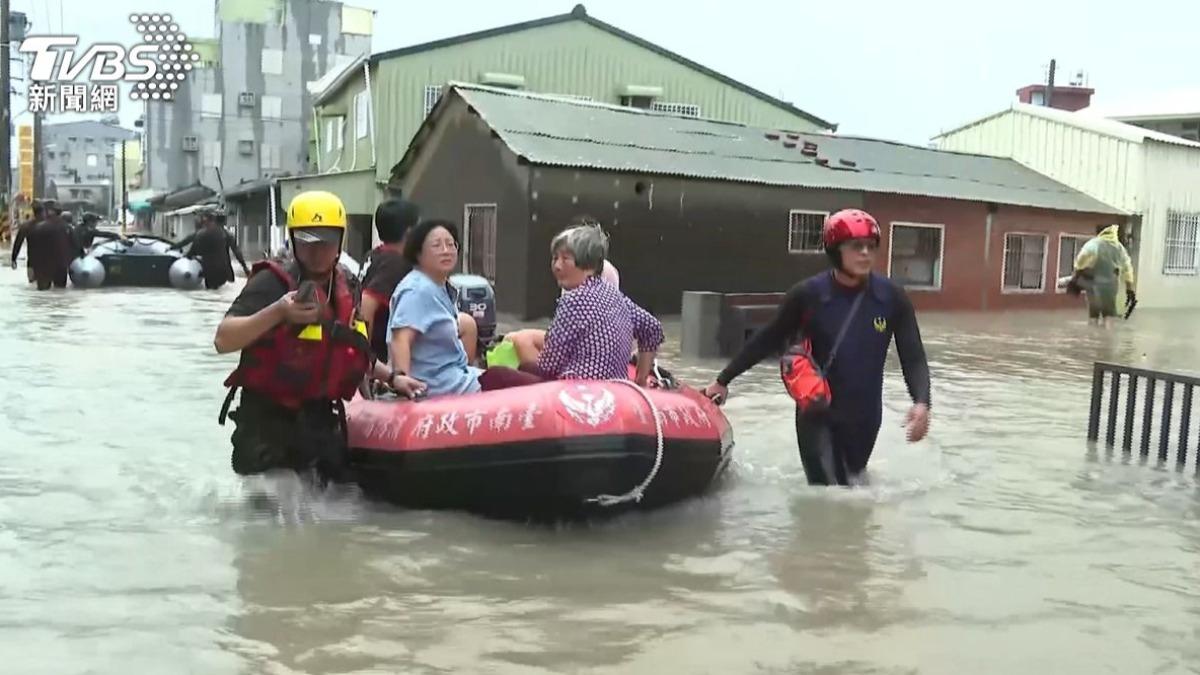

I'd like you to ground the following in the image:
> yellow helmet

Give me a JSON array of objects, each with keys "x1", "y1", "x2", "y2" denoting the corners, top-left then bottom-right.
[{"x1": 287, "y1": 190, "x2": 346, "y2": 244}]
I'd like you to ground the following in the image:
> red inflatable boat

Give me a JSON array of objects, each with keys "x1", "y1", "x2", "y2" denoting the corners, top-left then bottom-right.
[{"x1": 345, "y1": 377, "x2": 734, "y2": 519}]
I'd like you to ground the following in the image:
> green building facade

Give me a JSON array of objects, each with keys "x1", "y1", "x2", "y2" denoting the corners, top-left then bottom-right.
[{"x1": 280, "y1": 4, "x2": 833, "y2": 233}]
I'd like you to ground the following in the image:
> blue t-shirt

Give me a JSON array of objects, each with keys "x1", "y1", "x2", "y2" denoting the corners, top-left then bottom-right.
[{"x1": 387, "y1": 269, "x2": 481, "y2": 397}]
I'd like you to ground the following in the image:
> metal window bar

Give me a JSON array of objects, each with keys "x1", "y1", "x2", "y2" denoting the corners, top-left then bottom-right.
[
  {"x1": 1087, "y1": 361, "x2": 1200, "y2": 470},
  {"x1": 1163, "y1": 210, "x2": 1200, "y2": 275},
  {"x1": 423, "y1": 85, "x2": 443, "y2": 119},
  {"x1": 788, "y1": 211, "x2": 824, "y2": 252}
]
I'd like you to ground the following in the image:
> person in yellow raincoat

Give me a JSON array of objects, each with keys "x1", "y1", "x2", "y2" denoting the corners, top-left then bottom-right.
[{"x1": 1070, "y1": 224, "x2": 1136, "y2": 327}]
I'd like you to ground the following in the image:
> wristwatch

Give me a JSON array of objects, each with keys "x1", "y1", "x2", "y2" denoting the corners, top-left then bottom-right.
[{"x1": 389, "y1": 368, "x2": 407, "y2": 385}]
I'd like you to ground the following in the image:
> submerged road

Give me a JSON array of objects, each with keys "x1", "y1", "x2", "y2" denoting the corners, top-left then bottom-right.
[{"x1": 2, "y1": 272, "x2": 1200, "y2": 674}]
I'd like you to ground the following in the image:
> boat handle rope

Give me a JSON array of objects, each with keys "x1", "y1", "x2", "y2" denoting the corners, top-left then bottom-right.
[{"x1": 585, "y1": 379, "x2": 665, "y2": 507}]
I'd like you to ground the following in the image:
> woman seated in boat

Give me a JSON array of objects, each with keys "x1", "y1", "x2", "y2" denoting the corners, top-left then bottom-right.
[
  {"x1": 386, "y1": 219, "x2": 544, "y2": 399},
  {"x1": 507, "y1": 223, "x2": 663, "y2": 386}
]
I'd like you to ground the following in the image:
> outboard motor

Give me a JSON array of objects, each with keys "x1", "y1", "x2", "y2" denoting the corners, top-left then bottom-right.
[{"x1": 449, "y1": 273, "x2": 498, "y2": 351}]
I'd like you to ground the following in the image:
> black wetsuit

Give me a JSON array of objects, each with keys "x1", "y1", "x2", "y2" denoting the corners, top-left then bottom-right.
[
  {"x1": 28, "y1": 215, "x2": 76, "y2": 290},
  {"x1": 716, "y1": 271, "x2": 931, "y2": 485},
  {"x1": 73, "y1": 224, "x2": 120, "y2": 255},
  {"x1": 359, "y1": 244, "x2": 412, "y2": 363},
  {"x1": 181, "y1": 226, "x2": 249, "y2": 290},
  {"x1": 11, "y1": 219, "x2": 38, "y2": 281}
]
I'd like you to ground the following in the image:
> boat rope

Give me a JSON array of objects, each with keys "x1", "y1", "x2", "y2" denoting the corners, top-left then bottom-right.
[{"x1": 585, "y1": 379, "x2": 665, "y2": 507}]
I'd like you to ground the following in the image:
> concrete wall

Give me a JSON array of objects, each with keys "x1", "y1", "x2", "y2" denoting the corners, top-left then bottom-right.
[
  {"x1": 145, "y1": 0, "x2": 369, "y2": 195},
  {"x1": 400, "y1": 100, "x2": 531, "y2": 316},
  {"x1": 42, "y1": 121, "x2": 137, "y2": 186},
  {"x1": 228, "y1": 190, "x2": 278, "y2": 260},
  {"x1": 527, "y1": 169, "x2": 854, "y2": 320}
]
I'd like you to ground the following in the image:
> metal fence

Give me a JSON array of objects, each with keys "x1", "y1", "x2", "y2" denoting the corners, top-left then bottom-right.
[{"x1": 1088, "y1": 361, "x2": 1199, "y2": 469}]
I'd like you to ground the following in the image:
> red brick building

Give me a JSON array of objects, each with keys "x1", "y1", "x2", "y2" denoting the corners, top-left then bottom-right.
[
  {"x1": 393, "y1": 84, "x2": 1125, "y2": 319},
  {"x1": 866, "y1": 194, "x2": 1115, "y2": 312}
]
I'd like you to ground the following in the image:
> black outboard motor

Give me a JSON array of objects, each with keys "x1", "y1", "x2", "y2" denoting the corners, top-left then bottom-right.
[{"x1": 449, "y1": 273, "x2": 498, "y2": 355}]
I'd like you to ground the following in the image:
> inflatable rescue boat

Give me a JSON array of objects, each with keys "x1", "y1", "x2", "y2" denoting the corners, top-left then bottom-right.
[
  {"x1": 346, "y1": 376, "x2": 734, "y2": 519},
  {"x1": 69, "y1": 235, "x2": 203, "y2": 290}
]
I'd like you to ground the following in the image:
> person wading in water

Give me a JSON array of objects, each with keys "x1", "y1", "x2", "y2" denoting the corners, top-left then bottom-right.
[
  {"x1": 702, "y1": 209, "x2": 932, "y2": 486},
  {"x1": 213, "y1": 191, "x2": 377, "y2": 481},
  {"x1": 1066, "y1": 224, "x2": 1136, "y2": 328}
]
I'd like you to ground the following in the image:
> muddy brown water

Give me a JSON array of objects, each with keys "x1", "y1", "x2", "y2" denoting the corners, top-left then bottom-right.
[{"x1": 2, "y1": 272, "x2": 1199, "y2": 674}]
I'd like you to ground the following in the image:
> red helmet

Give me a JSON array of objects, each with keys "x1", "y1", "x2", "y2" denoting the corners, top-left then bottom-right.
[{"x1": 823, "y1": 209, "x2": 881, "y2": 249}]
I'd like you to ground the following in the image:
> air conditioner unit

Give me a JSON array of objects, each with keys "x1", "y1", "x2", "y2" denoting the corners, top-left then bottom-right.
[
  {"x1": 181, "y1": 135, "x2": 199, "y2": 152},
  {"x1": 238, "y1": 92, "x2": 256, "y2": 107}
]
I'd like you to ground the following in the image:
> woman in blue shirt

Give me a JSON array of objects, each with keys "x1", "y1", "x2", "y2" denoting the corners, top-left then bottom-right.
[{"x1": 386, "y1": 219, "x2": 541, "y2": 398}]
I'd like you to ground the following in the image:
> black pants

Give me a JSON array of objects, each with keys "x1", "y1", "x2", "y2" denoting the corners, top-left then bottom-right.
[
  {"x1": 228, "y1": 393, "x2": 349, "y2": 481},
  {"x1": 794, "y1": 407, "x2": 880, "y2": 486}
]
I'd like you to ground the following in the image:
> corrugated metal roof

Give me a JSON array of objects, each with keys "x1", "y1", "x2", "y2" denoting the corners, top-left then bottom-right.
[
  {"x1": 1084, "y1": 88, "x2": 1200, "y2": 122},
  {"x1": 936, "y1": 102, "x2": 1200, "y2": 149},
  {"x1": 444, "y1": 85, "x2": 1124, "y2": 215}
]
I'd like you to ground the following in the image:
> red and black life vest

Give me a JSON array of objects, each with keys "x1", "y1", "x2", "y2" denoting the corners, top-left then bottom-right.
[{"x1": 222, "y1": 260, "x2": 372, "y2": 412}]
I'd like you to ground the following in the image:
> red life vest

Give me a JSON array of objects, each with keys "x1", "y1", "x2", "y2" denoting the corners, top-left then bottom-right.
[{"x1": 223, "y1": 260, "x2": 371, "y2": 410}]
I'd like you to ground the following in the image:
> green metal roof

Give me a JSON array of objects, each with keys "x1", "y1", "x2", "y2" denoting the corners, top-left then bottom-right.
[{"x1": 414, "y1": 84, "x2": 1124, "y2": 216}]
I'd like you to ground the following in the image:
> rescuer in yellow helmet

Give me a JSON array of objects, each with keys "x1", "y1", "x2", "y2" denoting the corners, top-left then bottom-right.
[{"x1": 212, "y1": 190, "x2": 374, "y2": 482}]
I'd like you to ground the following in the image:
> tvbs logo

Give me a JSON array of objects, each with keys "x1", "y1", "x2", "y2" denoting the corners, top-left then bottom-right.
[
  {"x1": 20, "y1": 36, "x2": 160, "y2": 82},
  {"x1": 19, "y1": 14, "x2": 197, "y2": 102}
]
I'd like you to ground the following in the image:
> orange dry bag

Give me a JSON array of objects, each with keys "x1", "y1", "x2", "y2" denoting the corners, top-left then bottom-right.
[{"x1": 780, "y1": 289, "x2": 865, "y2": 414}]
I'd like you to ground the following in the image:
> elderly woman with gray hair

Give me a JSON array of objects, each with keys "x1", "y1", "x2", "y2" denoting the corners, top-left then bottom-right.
[{"x1": 508, "y1": 223, "x2": 663, "y2": 386}]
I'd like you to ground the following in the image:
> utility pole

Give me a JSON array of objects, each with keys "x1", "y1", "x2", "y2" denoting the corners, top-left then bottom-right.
[
  {"x1": 32, "y1": 109, "x2": 42, "y2": 198},
  {"x1": 1, "y1": 0, "x2": 12, "y2": 208},
  {"x1": 120, "y1": 139, "x2": 127, "y2": 235},
  {"x1": 1046, "y1": 58, "x2": 1057, "y2": 109}
]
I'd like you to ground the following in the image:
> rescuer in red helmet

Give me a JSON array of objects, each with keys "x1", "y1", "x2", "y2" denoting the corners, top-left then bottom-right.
[{"x1": 702, "y1": 208, "x2": 931, "y2": 486}]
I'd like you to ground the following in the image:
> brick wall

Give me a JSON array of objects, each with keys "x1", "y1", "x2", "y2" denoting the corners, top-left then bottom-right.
[{"x1": 866, "y1": 193, "x2": 1114, "y2": 311}]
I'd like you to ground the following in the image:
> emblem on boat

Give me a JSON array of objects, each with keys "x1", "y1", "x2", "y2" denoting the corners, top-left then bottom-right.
[{"x1": 558, "y1": 386, "x2": 616, "y2": 427}]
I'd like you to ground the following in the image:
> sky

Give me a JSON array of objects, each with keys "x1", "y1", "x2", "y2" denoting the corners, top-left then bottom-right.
[{"x1": 8, "y1": 0, "x2": 1200, "y2": 146}]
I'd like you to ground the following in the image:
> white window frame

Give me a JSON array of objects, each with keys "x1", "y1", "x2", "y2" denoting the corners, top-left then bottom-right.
[
  {"x1": 203, "y1": 140, "x2": 222, "y2": 170},
  {"x1": 1001, "y1": 232, "x2": 1049, "y2": 294},
  {"x1": 201, "y1": 93, "x2": 222, "y2": 119},
  {"x1": 1055, "y1": 233, "x2": 1091, "y2": 293},
  {"x1": 886, "y1": 221, "x2": 945, "y2": 292},
  {"x1": 423, "y1": 84, "x2": 443, "y2": 119},
  {"x1": 462, "y1": 203, "x2": 498, "y2": 282},
  {"x1": 787, "y1": 209, "x2": 829, "y2": 254},
  {"x1": 1163, "y1": 209, "x2": 1200, "y2": 276},
  {"x1": 650, "y1": 101, "x2": 701, "y2": 117},
  {"x1": 354, "y1": 90, "x2": 370, "y2": 139},
  {"x1": 261, "y1": 48, "x2": 284, "y2": 76},
  {"x1": 260, "y1": 95, "x2": 283, "y2": 121},
  {"x1": 324, "y1": 116, "x2": 344, "y2": 152},
  {"x1": 259, "y1": 143, "x2": 279, "y2": 172}
]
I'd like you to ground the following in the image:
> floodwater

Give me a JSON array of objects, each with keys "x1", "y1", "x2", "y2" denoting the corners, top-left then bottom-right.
[{"x1": 2, "y1": 270, "x2": 1200, "y2": 675}]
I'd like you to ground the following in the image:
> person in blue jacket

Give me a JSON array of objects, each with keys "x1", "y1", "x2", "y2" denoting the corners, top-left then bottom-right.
[{"x1": 702, "y1": 209, "x2": 932, "y2": 486}]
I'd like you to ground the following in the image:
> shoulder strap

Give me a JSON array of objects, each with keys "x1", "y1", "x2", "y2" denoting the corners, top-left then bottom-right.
[
  {"x1": 251, "y1": 259, "x2": 297, "y2": 291},
  {"x1": 822, "y1": 287, "x2": 867, "y2": 372}
]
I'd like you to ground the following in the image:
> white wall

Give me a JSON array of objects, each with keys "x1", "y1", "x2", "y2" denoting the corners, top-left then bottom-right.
[
  {"x1": 1138, "y1": 140, "x2": 1200, "y2": 307},
  {"x1": 936, "y1": 110, "x2": 1144, "y2": 214},
  {"x1": 937, "y1": 110, "x2": 1200, "y2": 308}
]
